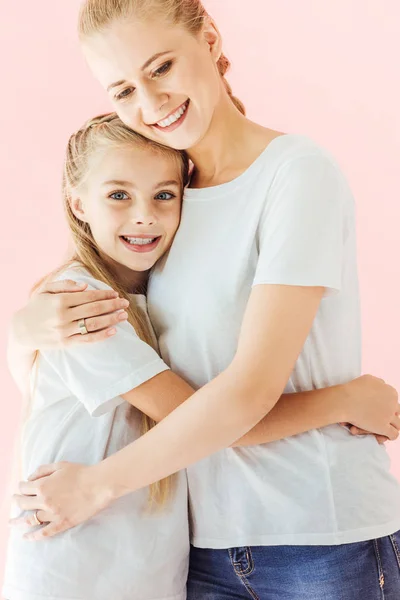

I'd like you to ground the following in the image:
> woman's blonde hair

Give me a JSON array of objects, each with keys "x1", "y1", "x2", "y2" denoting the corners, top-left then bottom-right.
[
  {"x1": 78, "y1": 0, "x2": 246, "y2": 116},
  {"x1": 29, "y1": 113, "x2": 189, "y2": 506}
]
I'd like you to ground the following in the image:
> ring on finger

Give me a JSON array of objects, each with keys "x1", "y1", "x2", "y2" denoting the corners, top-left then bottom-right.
[
  {"x1": 32, "y1": 510, "x2": 42, "y2": 527},
  {"x1": 78, "y1": 318, "x2": 89, "y2": 335}
]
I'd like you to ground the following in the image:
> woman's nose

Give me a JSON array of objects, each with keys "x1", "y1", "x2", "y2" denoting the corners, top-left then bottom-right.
[{"x1": 138, "y1": 85, "x2": 169, "y2": 124}]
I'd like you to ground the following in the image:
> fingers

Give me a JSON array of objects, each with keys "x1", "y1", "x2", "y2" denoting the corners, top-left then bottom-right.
[
  {"x1": 391, "y1": 414, "x2": 400, "y2": 431},
  {"x1": 65, "y1": 328, "x2": 118, "y2": 346},
  {"x1": 69, "y1": 297, "x2": 129, "y2": 323},
  {"x1": 25, "y1": 520, "x2": 69, "y2": 541},
  {"x1": 349, "y1": 426, "x2": 367, "y2": 436},
  {"x1": 43, "y1": 280, "x2": 87, "y2": 294},
  {"x1": 374, "y1": 435, "x2": 388, "y2": 445},
  {"x1": 73, "y1": 311, "x2": 129, "y2": 337},
  {"x1": 9, "y1": 510, "x2": 52, "y2": 528},
  {"x1": 66, "y1": 289, "x2": 119, "y2": 309},
  {"x1": 27, "y1": 463, "x2": 59, "y2": 481},
  {"x1": 350, "y1": 424, "x2": 399, "y2": 442},
  {"x1": 12, "y1": 494, "x2": 46, "y2": 512},
  {"x1": 386, "y1": 425, "x2": 399, "y2": 441}
]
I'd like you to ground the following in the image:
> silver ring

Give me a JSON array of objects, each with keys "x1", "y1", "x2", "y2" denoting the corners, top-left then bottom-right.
[
  {"x1": 32, "y1": 510, "x2": 42, "y2": 526},
  {"x1": 78, "y1": 318, "x2": 88, "y2": 335}
]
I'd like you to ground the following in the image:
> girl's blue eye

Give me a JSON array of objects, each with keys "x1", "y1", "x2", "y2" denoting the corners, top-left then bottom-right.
[
  {"x1": 110, "y1": 191, "x2": 129, "y2": 201},
  {"x1": 155, "y1": 191, "x2": 175, "y2": 201},
  {"x1": 152, "y1": 61, "x2": 173, "y2": 78},
  {"x1": 115, "y1": 87, "x2": 134, "y2": 101}
]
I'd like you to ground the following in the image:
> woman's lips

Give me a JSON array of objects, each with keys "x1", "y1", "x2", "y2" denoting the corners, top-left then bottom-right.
[{"x1": 152, "y1": 100, "x2": 190, "y2": 133}]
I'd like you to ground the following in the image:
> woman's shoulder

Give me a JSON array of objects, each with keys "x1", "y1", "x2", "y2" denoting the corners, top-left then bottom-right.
[
  {"x1": 263, "y1": 134, "x2": 340, "y2": 170},
  {"x1": 256, "y1": 133, "x2": 349, "y2": 193}
]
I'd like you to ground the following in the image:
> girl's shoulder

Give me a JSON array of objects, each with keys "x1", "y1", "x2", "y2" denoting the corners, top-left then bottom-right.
[{"x1": 54, "y1": 263, "x2": 114, "y2": 293}]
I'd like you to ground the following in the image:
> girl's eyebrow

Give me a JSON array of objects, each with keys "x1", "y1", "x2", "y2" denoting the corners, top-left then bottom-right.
[
  {"x1": 102, "y1": 179, "x2": 180, "y2": 189},
  {"x1": 102, "y1": 179, "x2": 133, "y2": 187},
  {"x1": 154, "y1": 180, "x2": 180, "y2": 189}
]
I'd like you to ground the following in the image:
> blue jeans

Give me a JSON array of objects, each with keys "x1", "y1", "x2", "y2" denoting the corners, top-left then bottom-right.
[{"x1": 187, "y1": 532, "x2": 400, "y2": 599}]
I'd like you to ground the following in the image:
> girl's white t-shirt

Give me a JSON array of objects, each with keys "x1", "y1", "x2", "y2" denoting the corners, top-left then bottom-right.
[
  {"x1": 3, "y1": 268, "x2": 189, "y2": 600},
  {"x1": 148, "y1": 134, "x2": 400, "y2": 548}
]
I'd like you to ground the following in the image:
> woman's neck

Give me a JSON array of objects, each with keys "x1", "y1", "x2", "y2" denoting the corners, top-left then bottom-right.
[{"x1": 188, "y1": 97, "x2": 282, "y2": 189}]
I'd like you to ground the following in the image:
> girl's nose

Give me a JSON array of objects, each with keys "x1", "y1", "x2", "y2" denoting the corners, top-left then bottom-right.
[{"x1": 131, "y1": 203, "x2": 157, "y2": 227}]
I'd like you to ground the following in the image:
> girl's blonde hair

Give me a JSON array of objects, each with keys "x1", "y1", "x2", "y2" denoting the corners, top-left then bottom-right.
[
  {"x1": 78, "y1": 0, "x2": 246, "y2": 116},
  {"x1": 29, "y1": 114, "x2": 189, "y2": 506}
]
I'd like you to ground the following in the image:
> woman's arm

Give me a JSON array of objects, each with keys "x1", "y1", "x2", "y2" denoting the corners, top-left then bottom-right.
[
  {"x1": 123, "y1": 369, "x2": 398, "y2": 446},
  {"x1": 12, "y1": 280, "x2": 395, "y2": 447},
  {"x1": 16, "y1": 284, "x2": 399, "y2": 540}
]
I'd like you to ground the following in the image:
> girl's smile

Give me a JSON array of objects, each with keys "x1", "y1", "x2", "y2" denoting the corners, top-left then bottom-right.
[
  {"x1": 70, "y1": 143, "x2": 183, "y2": 285},
  {"x1": 120, "y1": 234, "x2": 162, "y2": 253}
]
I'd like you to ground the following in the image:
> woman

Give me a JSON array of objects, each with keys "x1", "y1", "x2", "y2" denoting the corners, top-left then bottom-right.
[{"x1": 11, "y1": 1, "x2": 400, "y2": 598}]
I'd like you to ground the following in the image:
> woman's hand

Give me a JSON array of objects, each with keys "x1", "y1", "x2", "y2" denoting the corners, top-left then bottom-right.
[
  {"x1": 14, "y1": 279, "x2": 130, "y2": 350},
  {"x1": 10, "y1": 462, "x2": 113, "y2": 540},
  {"x1": 342, "y1": 374, "x2": 400, "y2": 443}
]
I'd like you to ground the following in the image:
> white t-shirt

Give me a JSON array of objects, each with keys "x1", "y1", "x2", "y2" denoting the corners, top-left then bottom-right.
[
  {"x1": 3, "y1": 268, "x2": 189, "y2": 600},
  {"x1": 148, "y1": 134, "x2": 400, "y2": 548}
]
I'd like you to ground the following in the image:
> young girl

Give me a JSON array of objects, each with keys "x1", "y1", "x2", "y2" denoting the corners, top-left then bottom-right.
[
  {"x1": 5, "y1": 115, "x2": 391, "y2": 600},
  {"x1": 10, "y1": 0, "x2": 400, "y2": 598},
  {"x1": 3, "y1": 113, "x2": 192, "y2": 600}
]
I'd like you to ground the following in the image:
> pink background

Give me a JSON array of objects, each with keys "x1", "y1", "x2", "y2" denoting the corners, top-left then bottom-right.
[{"x1": 1, "y1": 0, "x2": 399, "y2": 582}]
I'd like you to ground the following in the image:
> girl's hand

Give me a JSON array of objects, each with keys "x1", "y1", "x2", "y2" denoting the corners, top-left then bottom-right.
[
  {"x1": 10, "y1": 462, "x2": 112, "y2": 540},
  {"x1": 14, "y1": 280, "x2": 130, "y2": 350},
  {"x1": 342, "y1": 374, "x2": 400, "y2": 442}
]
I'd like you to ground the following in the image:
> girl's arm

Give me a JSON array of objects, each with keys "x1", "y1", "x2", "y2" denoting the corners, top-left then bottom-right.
[{"x1": 17, "y1": 284, "x2": 399, "y2": 540}]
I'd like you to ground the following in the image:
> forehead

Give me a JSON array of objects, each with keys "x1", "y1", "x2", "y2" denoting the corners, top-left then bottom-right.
[
  {"x1": 82, "y1": 18, "x2": 195, "y2": 88},
  {"x1": 87, "y1": 144, "x2": 182, "y2": 186}
]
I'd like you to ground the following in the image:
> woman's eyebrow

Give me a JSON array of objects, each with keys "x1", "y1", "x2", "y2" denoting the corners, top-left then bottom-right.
[
  {"x1": 141, "y1": 51, "x2": 172, "y2": 71},
  {"x1": 106, "y1": 51, "x2": 173, "y2": 92}
]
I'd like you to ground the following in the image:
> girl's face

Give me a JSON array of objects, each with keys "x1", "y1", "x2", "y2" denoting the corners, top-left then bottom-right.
[
  {"x1": 71, "y1": 144, "x2": 182, "y2": 279},
  {"x1": 82, "y1": 17, "x2": 223, "y2": 150}
]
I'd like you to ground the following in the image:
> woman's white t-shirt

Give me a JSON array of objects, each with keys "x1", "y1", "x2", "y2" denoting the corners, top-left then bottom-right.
[
  {"x1": 3, "y1": 268, "x2": 189, "y2": 600},
  {"x1": 148, "y1": 134, "x2": 400, "y2": 548}
]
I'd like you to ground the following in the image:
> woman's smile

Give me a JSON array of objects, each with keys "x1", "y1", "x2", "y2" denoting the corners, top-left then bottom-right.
[{"x1": 152, "y1": 99, "x2": 190, "y2": 132}]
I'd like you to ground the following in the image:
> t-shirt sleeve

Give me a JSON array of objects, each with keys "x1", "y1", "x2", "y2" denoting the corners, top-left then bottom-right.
[
  {"x1": 41, "y1": 272, "x2": 169, "y2": 417},
  {"x1": 253, "y1": 153, "x2": 346, "y2": 295}
]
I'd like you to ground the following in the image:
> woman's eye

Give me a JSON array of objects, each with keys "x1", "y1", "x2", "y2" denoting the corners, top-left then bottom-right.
[
  {"x1": 152, "y1": 61, "x2": 172, "y2": 79},
  {"x1": 115, "y1": 87, "x2": 134, "y2": 101},
  {"x1": 110, "y1": 191, "x2": 129, "y2": 201},
  {"x1": 155, "y1": 191, "x2": 175, "y2": 201}
]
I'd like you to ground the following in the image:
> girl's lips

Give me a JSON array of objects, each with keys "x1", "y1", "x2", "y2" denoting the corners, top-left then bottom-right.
[
  {"x1": 120, "y1": 236, "x2": 162, "y2": 254},
  {"x1": 152, "y1": 100, "x2": 190, "y2": 133}
]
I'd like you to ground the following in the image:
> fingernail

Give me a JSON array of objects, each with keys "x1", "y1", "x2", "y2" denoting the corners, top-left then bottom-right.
[
  {"x1": 107, "y1": 328, "x2": 117, "y2": 336},
  {"x1": 111, "y1": 292, "x2": 119, "y2": 298},
  {"x1": 119, "y1": 299, "x2": 130, "y2": 307},
  {"x1": 118, "y1": 311, "x2": 128, "y2": 321}
]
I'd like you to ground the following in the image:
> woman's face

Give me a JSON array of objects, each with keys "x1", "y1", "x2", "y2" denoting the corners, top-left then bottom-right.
[{"x1": 82, "y1": 17, "x2": 223, "y2": 150}]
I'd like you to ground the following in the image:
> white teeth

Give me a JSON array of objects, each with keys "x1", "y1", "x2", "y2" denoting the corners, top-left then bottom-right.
[
  {"x1": 157, "y1": 101, "x2": 188, "y2": 128},
  {"x1": 123, "y1": 237, "x2": 156, "y2": 246}
]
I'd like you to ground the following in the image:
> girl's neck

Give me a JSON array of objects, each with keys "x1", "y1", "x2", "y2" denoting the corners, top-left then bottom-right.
[
  {"x1": 188, "y1": 96, "x2": 282, "y2": 189},
  {"x1": 104, "y1": 255, "x2": 149, "y2": 295}
]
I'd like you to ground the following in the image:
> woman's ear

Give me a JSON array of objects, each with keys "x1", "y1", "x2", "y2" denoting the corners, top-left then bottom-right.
[
  {"x1": 69, "y1": 193, "x2": 88, "y2": 223},
  {"x1": 202, "y1": 17, "x2": 223, "y2": 63}
]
